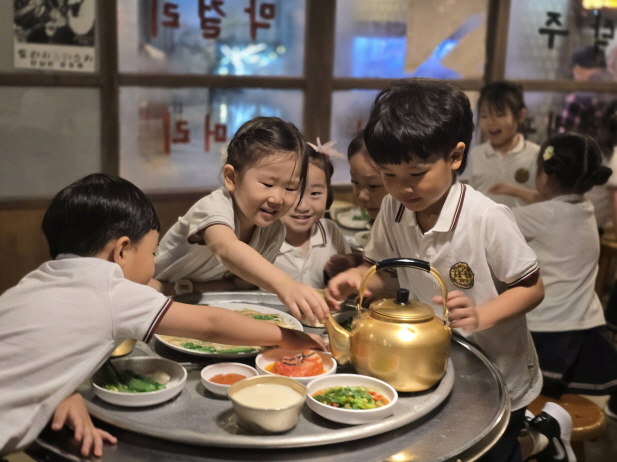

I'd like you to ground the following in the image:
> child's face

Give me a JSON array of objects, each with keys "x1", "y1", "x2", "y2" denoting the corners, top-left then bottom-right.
[
  {"x1": 121, "y1": 230, "x2": 159, "y2": 285},
  {"x1": 479, "y1": 102, "x2": 525, "y2": 150},
  {"x1": 225, "y1": 153, "x2": 301, "y2": 229},
  {"x1": 349, "y1": 152, "x2": 387, "y2": 219},
  {"x1": 379, "y1": 144, "x2": 464, "y2": 216},
  {"x1": 281, "y1": 162, "x2": 328, "y2": 236}
]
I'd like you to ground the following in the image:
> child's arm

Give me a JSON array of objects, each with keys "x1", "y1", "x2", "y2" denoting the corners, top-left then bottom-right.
[
  {"x1": 324, "y1": 253, "x2": 364, "y2": 278},
  {"x1": 488, "y1": 183, "x2": 541, "y2": 204},
  {"x1": 157, "y1": 302, "x2": 327, "y2": 351},
  {"x1": 433, "y1": 272, "x2": 544, "y2": 333},
  {"x1": 203, "y1": 224, "x2": 329, "y2": 324},
  {"x1": 51, "y1": 393, "x2": 117, "y2": 457},
  {"x1": 325, "y1": 263, "x2": 391, "y2": 310}
]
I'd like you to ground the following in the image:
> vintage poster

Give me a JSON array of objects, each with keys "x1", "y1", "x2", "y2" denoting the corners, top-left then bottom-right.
[{"x1": 13, "y1": 0, "x2": 96, "y2": 72}]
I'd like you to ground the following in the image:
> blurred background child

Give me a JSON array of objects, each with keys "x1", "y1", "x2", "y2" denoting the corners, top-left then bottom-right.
[
  {"x1": 468, "y1": 81, "x2": 540, "y2": 208},
  {"x1": 510, "y1": 133, "x2": 617, "y2": 420},
  {"x1": 274, "y1": 144, "x2": 350, "y2": 289},
  {"x1": 151, "y1": 116, "x2": 329, "y2": 325}
]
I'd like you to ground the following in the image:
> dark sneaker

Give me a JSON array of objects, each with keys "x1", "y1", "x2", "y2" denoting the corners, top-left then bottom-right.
[
  {"x1": 604, "y1": 394, "x2": 617, "y2": 420},
  {"x1": 529, "y1": 402, "x2": 576, "y2": 462}
]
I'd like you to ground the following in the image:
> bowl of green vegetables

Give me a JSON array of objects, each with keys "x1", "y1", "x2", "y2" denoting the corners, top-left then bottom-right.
[{"x1": 91, "y1": 357, "x2": 187, "y2": 407}]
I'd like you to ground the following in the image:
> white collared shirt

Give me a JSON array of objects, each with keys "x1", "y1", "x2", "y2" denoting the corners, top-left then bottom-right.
[
  {"x1": 364, "y1": 181, "x2": 542, "y2": 410},
  {"x1": 513, "y1": 195, "x2": 606, "y2": 331},
  {"x1": 154, "y1": 188, "x2": 285, "y2": 283},
  {"x1": 468, "y1": 136, "x2": 540, "y2": 208},
  {"x1": 274, "y1": 218, "x2": 350, "y2": 289}
]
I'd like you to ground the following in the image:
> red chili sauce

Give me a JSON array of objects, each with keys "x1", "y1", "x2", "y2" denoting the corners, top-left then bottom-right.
[{"x1": 209, "y1": 373, "x2": 247, "y2": 385}]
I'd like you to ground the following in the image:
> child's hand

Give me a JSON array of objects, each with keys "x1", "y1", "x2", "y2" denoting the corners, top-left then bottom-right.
[
  {"x1": 325, "y1": 270, "x2": 369, "y2": 310},
  {"x1": 433, "y1": 291, "x2": 481, "y2": 333},
  {"x1": 277, "y1": 281, "x2": 330, "y2": 325},
  {"x1": 488, "y1": 182, "x2": 516, "y2": 197},
  {"x1": 324, "y1": 254, "x2": 357, "y2": 278},
  {"x1": 279, "y1": 328, "x2": 327, "y2": 351},
  {"x1": 52, "y1": 392, "x2": 117, "y2": 457}
]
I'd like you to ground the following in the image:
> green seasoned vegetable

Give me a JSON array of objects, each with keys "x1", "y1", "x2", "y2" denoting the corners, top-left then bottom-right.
[
  {"x1": 312, "y1": 386, "x2": 389, "y2": 409},
  {"x1": 340, "y1": 318, "x2": 354, "y2": 332},
  {"x1": 95, "y1": 359, "x2": 167, "y2": 393},
  {"x1": 352, "y1": 209, "x2": 370, "y2": 221},
  {"x1": 181, "y1": 343, "x2": 257, "y2": 354},
  {"x1": 251, "y1": 314, "x2": 281, "y2": 321}
]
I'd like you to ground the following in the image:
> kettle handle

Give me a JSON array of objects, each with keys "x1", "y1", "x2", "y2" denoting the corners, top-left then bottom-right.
[{"x1": 358, "y1": 258, "x2": 450, "y2": 329}]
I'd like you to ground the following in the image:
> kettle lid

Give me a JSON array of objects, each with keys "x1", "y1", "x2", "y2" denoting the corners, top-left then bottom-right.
[{"x1": 370, "y1": 288, "x2": 434, "y2": 322}]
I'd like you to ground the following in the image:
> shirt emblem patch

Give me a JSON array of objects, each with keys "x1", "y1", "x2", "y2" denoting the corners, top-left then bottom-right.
[
  {"x1": 514, "y1": 168, "x2": 530, "y2": 184},
  {"x1": 450, "y1": 262, "x2": 474, "y2": 289}
]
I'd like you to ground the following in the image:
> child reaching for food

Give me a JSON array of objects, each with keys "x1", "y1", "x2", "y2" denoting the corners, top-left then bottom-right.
[
  {"x1": 152, "y1": 116, "x2": 329, "y2": 325},
  {"x1": 0, "y1": 174, "x2": 325, "y2": 457},
  {"x1": 274, "y1": 143, "x2": 350, "y2": 289},
  {"x1": 509, "y1": 133, "x2": 617, "y2": 419},
  {"x1": 468, "y1": 81, "x2": 540, "y2": 208}
]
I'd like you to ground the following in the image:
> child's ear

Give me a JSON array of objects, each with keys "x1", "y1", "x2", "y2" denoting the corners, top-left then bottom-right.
[
  {"x1": 112, "y1": 236, "x2": 132, "y2": 267},
  {"x1": 517, "y1": 108, "x2": 528, "y2": 125},
  {"x1": 449, "y1": 142, "x2": 465, "y2": 170},
  {"x1": 223, "y1": 164, "x2": 237, "y2": 192}
]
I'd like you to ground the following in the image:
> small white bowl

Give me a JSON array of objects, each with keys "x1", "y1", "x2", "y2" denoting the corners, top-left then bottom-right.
[
  {"x1": 255, "y1": 349, "x2": 336, "y2": 385},
  {"x1": 201, "y1": 363, "x2": 259, "y2": 397},
  {"x1": 306, "y1": 374, "x2": 398, "y2": 425},
  {"x1": 91, "y1": 357, "x2": 187, "y2": 407},
  {"x1": 355, "y1": 230, "x2": 370, "y2": 248}
]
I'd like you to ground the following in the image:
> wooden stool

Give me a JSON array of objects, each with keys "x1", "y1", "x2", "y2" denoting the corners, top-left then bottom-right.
[
  {"x1": 527, "y1": 394, "x2": 606, "y2": 462},
  {"x1": 596, "y1": 229, "x2": 617, "y2": 298}
]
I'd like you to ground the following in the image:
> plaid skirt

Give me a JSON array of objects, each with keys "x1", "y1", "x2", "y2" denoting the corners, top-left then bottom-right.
[{"x1": 531, "y1": 326, "x2": 617, "y2": 396}]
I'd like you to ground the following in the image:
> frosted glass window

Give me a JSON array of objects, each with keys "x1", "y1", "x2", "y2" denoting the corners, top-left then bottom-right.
[
  {"x1": 119, "y1": 86, "x2": 303, "y2": 192},
  {"x1": 0, "y1": 87, "x2": 101, "y2": 198},
  {"x1": 505, "y1": 0, "x2": 617, "y2": 80},
  {"x1": 118, "y1": 0, "x2": 305, "y2": 76}
]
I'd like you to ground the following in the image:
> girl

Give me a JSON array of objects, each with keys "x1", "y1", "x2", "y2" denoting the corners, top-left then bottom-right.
[
  {"x1": 509, "y1": 133, "x2": 617, "y2": 419},
  {"x1": 274, "y1": 144, "x2": 350, "y2": 289},
  {"x1": 152, "y1": 117, "x2": 329, "y2": 325},
  {"x1": 468, "y1": 81, "x2": 540, "y2": 208}
]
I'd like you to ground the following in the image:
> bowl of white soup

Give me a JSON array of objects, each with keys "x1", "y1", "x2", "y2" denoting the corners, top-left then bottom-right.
[{"x1": 227, "y1": 375, "x2": 306, "y2": 434}]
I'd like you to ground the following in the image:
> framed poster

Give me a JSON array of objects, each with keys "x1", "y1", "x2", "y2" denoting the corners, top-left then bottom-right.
[{"x1": 13, "y1": 0, "x2": 96, "y2": 72}]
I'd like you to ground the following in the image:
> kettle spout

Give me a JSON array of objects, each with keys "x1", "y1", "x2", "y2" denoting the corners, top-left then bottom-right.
[{"x1": 324, "y1": 315, "x2": 351, "y2": 365}]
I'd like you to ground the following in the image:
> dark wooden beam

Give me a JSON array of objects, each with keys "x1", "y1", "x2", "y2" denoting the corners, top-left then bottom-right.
[{"x1": 119, "y1": 74, "x2": 305, "y2": 88}]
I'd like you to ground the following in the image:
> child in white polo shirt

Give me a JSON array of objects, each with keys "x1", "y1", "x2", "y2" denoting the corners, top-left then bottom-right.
[
  {"x1": 326, "y1": 79, "x2": 569, "y2": 462},
  {"x1": 510, "y1": 133, "x2": 617, "y2": 421},
  {"x1": 468, "y1": 81, "x2": 540, "y2": 208},
  {"x1": 0, "y1": 174, "x2": 324, "y2": 457},
  {"x1": 274, "y1": 144, "x2": 350, "y2": 288}
]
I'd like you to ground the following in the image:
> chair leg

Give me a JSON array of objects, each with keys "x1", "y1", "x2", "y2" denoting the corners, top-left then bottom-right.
[{"x1": 572, "y1": 441, "x2": 585, "y2": 462}]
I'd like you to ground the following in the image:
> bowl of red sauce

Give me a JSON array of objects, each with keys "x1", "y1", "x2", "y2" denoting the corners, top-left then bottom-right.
[{"x1": 200, "y1": 363, "x2": 258, "y2": 397}]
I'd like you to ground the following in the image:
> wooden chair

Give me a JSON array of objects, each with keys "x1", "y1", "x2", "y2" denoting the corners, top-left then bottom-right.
[{"x1": 527, "y1": 394, "x2": 606, "y2": 462}]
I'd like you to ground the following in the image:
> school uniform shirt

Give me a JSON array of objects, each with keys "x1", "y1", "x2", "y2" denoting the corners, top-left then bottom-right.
[
  {"x1": 468, "y1": 136, "x2": 540, "y2": 208},
  {"x1": 154, "y1": 188, "x2": 285, "y2": 282},
  {"x1": 0, "y1": 256, "x2": 171, "y2": 454},
  {"x1": 513, "y1": 195, "x2": 607, "y2": 332},
  {"x1": 586, "y1": 147, "x2": 617, "y2": 229},
  {"x1": 364, "y1": 181, "x2": 542, "y2": 411},
  {"x1": 274, "y1": 218, "x2": 351, "y2": 289}
]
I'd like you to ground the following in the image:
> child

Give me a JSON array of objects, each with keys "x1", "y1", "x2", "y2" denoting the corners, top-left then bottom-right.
[
  {"x1": 326, "y1": 78, "x2": 547, "y2": 462},
  {"x1": 274, "y1": 144, "x2": 350, "y2": 288},
  {"x1": 468, "y1": 81, "x2": 540, "y2": 208},
  {"x1": 0, "y1": 174, "x2": 324, "y2": 456},
  {"x1": 152, "y1": 116, "x2": 329, "y2": 325},
  {"x1": 510, "y1": 134, "x2": 617, "y2": 420}
]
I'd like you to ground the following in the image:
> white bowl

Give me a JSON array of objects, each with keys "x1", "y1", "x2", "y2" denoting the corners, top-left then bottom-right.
[
  {"x1": 255, "y1": 349, "x2": 336, "y2": 385},
  {"x1": 200, "y1": 363, "x2": 259, "y2": 397},
  {"x1": 355, "y1": 230, "x2": 370, "y2": 248},
  {"x1": 91, "y1": 357, "x2": 187, "y2": 407},
  {"x1": 306, "y1": 374, "x2": 398, "y2": 425}
]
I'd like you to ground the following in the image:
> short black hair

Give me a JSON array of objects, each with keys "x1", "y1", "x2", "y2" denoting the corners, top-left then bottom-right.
[
  {"x1": 478, "y1": 81, "x2": 526, "y2": 119},
  {"x1": 538, "y1": 133, "x2": 611, "y2": 194},
  {"x1": 364, "y1": 78, "x2": 474, "y2": 174},
  {"x1": 571, "y1": 45, "x2": 606, "y2": 69},
  {"x1": 42, "y1": 174, "x2": 160, "y2": 259},
  {"x1": 307, "y1": 145, "x2": 335, "y2": 209},
  {"x1": 225, "y1": 116, "x2": 309, "y2": 200},
  {"x1": 598, "y1": 99, "x2": 617, "y2": 158},
  {"x1": 348, "y1": 129, "x2": 367, "y2": 160}
]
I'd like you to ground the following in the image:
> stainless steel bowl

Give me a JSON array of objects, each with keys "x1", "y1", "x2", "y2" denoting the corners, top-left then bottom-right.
[{"x1": 227, "y1": 375, "x2": 307, "y2": 434}]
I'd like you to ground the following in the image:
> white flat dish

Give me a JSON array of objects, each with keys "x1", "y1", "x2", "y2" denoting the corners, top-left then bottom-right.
[
  {"x1": 155, "y1": 303, "x2": 303, "y2": 358},
  {"x1": 255, "y1": 349, "x2": 336, "y2": 385},
  {"x1": 91, "y1": 357, "x2": 187, "y2": 407},
  {"x1": 335, "y1": 209, "x2": 370, "y2": 230}
]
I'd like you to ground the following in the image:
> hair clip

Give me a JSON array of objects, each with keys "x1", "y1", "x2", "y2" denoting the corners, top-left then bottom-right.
[
  {"x1": 219, "y1": 147, "x2": 228, "y2": 168},
  {"x1": 543, "y1": 146, "x2": 555, "y2": 161},
  {"x1": 308, "y1": 138, "x2": 346, "y2": 160}
]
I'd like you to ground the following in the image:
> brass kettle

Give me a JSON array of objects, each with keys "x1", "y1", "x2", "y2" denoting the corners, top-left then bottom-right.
[{"x1": 325, "y1": 258, "x2": 451, "y2": 392}]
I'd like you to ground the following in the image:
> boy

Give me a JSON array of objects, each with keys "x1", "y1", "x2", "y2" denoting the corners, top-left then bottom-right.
[
  {"x1": 326, "y1": 79, "x2": 551, "y2": 461},
  {"x1": 0, "y1": 174, "x2": 324, "y2": 457}
]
